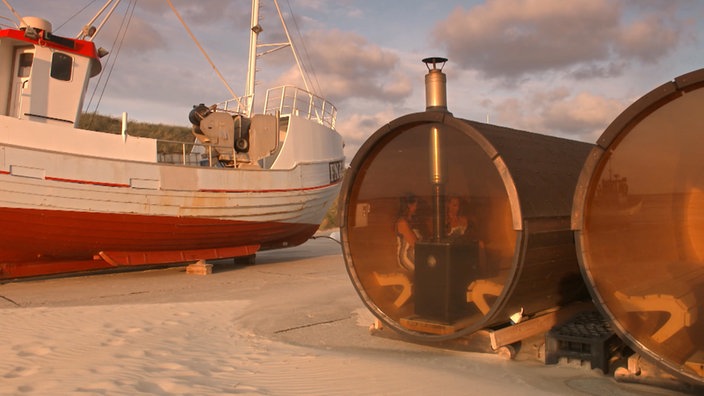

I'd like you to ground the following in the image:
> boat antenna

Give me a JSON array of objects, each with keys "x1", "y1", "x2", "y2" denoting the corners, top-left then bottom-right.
[{"x1": 166, "y1": 0, "x2": 243, "y2": 110}]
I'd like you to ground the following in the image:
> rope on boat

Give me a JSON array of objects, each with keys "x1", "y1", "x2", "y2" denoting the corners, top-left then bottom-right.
[
  {"x1": 84, "y1": 0, "x2": 136, "y2": 126},
  {"x1": 166, "y1": 0, "x2": 243, "y2": 110},
  {"x1": 1, "y1": 0, "x2": 25, "y2": 29},
  {"x1": 281, "y1": 0, "x2": 323, "y2": 97}
]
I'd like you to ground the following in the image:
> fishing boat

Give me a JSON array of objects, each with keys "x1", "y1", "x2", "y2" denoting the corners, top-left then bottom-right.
[{"x1": 0, "y1": 0, "x2": 344, "y2": 280}]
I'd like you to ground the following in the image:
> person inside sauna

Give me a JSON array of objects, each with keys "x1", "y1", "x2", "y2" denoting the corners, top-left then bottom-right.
[
  {"x1": 395, "y1": 194, "x2": 423, "y2": 274},
  {"x1": 445, "y1": 195, "x2": 487, "y2": 275},
  {"x1": 446, "y1": 195, "x2": 469, "y2": 239}
]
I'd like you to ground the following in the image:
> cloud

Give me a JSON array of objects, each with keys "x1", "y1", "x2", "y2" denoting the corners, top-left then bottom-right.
[
  {"x1": 293, "y1": 0, "x2": 328, "y2": 12},
  {"x1": 541, "y1": 91, "x2": 625, "y2": 135},
  {"x1": 432, "y1": 0, "x2": 687, "y2": 81},
  {"x1": 99, "y1": 15, "x2": 167, "y2": 54},
  {"x1": 336, "y1": 108, "x2": 399, "y2": 162},
  {"x1": 137, "y1": 0, "x2": 245, "y2": 25},
  {"x1": 490, "y1": 87, "x2": 626, "y2": 142},
  {"x1": 569, "y1": 61, "x2": 627, "y2": 80},
  {"x1": 617, "y1": 11, "x2": 680, "y2": 62},
  {"x1": 269, "y1": 29, "x2": 413, "y2": 105}
]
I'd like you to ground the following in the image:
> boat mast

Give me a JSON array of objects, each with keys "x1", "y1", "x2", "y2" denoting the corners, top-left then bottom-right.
[
  {"x1": 245, "y1": 0, "x2": 261, "y2": 116},
  {"x1": 246, "y1": 0, "x2": 316, "y2": 114}
]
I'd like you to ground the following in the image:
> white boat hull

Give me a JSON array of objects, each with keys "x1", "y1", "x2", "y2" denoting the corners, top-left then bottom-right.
[{"x1": 0, "y1": 115, "x2": 343, "y2": 279}]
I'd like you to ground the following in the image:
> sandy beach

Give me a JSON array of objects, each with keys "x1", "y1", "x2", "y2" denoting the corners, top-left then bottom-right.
[{"x1": 0, "y1": 235, "x2": 692, "y2": 395}]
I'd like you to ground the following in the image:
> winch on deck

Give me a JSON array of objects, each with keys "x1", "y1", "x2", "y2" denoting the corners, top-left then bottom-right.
[{"x1": 188, "y1": 104, "x2": 282, "y2": 168}]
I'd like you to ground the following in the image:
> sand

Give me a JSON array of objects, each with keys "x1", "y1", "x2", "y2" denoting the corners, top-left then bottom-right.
[{"x1": 0, "y1": 236, "x2": 690, "y2": 395}]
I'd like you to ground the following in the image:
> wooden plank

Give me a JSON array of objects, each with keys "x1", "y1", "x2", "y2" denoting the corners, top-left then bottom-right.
[{"x1": 489, "y1": 302, "x2": 593, "y2": 349}]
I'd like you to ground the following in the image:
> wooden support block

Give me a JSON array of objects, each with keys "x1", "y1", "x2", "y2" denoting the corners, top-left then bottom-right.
[
  {"x1": 186, "y1": 260, "x2": 213, "y2": 275},
  {"x1": 399, "y1": 315, "x2": 476, "y2": 335}
]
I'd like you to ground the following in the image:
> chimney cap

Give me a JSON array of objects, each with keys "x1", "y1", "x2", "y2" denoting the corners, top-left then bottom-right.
[{"x1": 422, "y1": 57, "x2": 448, "y2": 71}]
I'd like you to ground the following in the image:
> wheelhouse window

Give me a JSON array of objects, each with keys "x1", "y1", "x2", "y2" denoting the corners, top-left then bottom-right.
[
  {"x1": 18, "y1": 53, "x2": 33, "y2": 77},
  {"x1": 50, "y1": 52, "x2": 72, "y2": 81}
]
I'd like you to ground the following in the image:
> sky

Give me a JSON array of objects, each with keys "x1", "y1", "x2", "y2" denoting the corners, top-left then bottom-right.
[{"x1": 3, "y1": 0, "x2": 704, "y2": 162}]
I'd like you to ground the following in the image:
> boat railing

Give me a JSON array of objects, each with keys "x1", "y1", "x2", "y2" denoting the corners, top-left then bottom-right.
[
  {"x1": 216, "y1": 94, "x2": 254, "y2": 116},
  {"x1": 263, "y1": 86, "x2": 337, "y2": 130},
  {"x1": 209, "y1": 87, "x2": 337, "y2": 130},
  {"x1": 157, "y1": 139, "x2": 235, "y2": 168}
]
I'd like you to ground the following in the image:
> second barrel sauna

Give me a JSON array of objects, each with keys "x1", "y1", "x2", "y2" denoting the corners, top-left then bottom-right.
[
  {"x1": 572, "y1": 69, "x2": 704, "y2": 386},
  {"x1": 340, "y1": 58, "x2": 594, "y2": 341}
]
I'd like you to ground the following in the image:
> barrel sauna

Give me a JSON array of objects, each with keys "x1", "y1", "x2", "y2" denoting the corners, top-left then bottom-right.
[
  {"x1": 340, "y1": 59, "x2": 594, "y2": 341},
  {"x1": 572, "y1": 69, "x2": 704, "y2": 385}
]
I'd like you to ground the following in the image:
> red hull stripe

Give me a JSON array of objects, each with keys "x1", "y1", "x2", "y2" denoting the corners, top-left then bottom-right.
[
  {"x1": 45, "y1": 176, "x2": 130, "y2": 188},
  {"x1": 3, "y1": 172, "x2": 339, "y2": 193},
  {"x1": 200, "y1": 179, "x2": 341, "y2": 194}
]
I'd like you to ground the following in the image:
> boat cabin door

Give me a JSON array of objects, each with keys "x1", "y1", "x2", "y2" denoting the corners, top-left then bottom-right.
[{"x1": 9, "y1": 47, "x2": 34, "y2": 118}]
